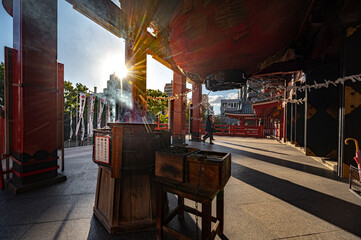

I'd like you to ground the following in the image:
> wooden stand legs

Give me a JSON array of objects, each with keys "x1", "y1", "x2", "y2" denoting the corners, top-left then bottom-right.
[
  {"x1": 155, "y1": 180, "x2": 227, "y2": 240},
  {"x1": 178, "y1": 196, "x2": 184, "y2": 220},
  {"x1": 202, "y1": 200, "x2": 211, "y2": 240}
]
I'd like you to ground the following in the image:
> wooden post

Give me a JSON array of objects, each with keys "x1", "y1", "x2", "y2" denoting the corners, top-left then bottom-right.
[
  {"x1": 172, "y1": 73, "x2": 186, "y2": 145},
  {"x1": 156, "y1": 182, "x2": 164, "y2": 240},
  {"x1": 217, "y1": 190, "x2": 224, "y2": 234},
  {"x1": 202, "y1": 200, "x2": 212, "y2": 240},
  {"x1": 178, "y1": 196, "x2": 184, "y2": 220}
]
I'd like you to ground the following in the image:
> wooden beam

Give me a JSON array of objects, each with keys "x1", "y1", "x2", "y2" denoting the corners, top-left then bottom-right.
[{"x1": 65, "y1": 0, "x2": 127, "y2": 38}]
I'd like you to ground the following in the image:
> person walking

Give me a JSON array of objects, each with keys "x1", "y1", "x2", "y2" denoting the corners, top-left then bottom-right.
[{"x1": 203, "y1": 115, "x2": 215, "y2": 144}]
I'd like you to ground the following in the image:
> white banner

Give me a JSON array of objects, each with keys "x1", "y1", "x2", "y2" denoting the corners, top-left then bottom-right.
[
  {"x1": 69, "y1": 110, "x2": 73, "y2": 139},
  {"x1": 87, "y1": 95, "x2": 95, "y2": 136},
  {"x1": 97, "y1": 98, "x2": 104, "y2": 129},
  {"x1": 75, "y1": 93, "x2": 86, "y2": 138}
]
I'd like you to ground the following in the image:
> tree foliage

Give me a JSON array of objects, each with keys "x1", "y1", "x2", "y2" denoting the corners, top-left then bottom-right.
[
  {"x1": 64, "y1": 81, "x2": 89, "y2": 115},
  {"x1": 146, "y1": 89, "x2": 168, "y2": 123}
]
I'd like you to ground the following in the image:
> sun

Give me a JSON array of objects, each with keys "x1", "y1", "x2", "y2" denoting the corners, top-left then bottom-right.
[
  {"x1": 115, "y1": 65, "x2": 128, "y2": 79},
  {"x1": 101, "y1": 54, "x2": 128, "y2": 80}
]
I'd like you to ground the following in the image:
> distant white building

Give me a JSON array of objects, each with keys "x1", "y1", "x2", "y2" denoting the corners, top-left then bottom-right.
[
  {"x1": 164, "y1": 81, "x2": 173, "y2": 96},
  {"x1": 220, "y1": 82, "x2": 263, "y2": 124}
]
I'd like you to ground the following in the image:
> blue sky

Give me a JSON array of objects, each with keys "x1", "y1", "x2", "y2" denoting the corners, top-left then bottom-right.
[{"x1": 0, "y1": 0, "x2": 238, "y2": 114}]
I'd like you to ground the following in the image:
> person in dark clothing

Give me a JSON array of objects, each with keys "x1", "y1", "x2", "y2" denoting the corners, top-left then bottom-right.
[{"x1": 203, "y1": 115, "x2": 215, "y2": 144}]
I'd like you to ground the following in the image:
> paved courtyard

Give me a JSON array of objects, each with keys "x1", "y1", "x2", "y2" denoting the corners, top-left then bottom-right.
[{"x1": 0, "y1": 136, "x2": 360, "y2": 239}]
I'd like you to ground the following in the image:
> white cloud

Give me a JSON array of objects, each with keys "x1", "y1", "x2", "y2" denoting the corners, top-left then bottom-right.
[
  {"x1": 227, "y1": 92, "x2": 238, "y2": 99},
  {"x1": 208, "y1": 95, "x2": 224, "y2": 106}
]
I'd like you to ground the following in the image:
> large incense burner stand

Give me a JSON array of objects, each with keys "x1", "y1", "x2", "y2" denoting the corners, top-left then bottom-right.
[{"x1": 92, "y1": 123, "x2": 170, "y2": 234}]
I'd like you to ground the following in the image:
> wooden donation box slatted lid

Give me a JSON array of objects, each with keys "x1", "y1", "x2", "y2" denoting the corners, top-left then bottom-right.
[{"x1": 156, "y1": 147, "x2": 231, "y2": 195}]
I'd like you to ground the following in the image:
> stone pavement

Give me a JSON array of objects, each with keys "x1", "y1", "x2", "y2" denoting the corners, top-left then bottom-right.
[{"x1": 0, "y1": 136, "x2": 360, "y2": 239}]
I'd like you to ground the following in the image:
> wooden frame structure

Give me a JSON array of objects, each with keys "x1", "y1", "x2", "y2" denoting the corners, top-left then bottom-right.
[{"x1": 154, "y1": 177, "x2": 227, "y2": 240}]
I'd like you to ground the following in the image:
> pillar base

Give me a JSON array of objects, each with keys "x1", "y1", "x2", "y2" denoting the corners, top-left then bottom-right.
[
  {"x1": 172, "y1": 136, "x2": 187, "y2": 146},
  {"x1": 190, "y1": 133, "x2": 202, "y2": 142},
  {"x1": 7, "y1": 173, "x2": 66, "y2": 194}
]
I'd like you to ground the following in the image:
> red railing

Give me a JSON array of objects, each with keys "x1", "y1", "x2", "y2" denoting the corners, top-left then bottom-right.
[
  {"x1": 155, "y1": 123, "x2": 168, "y2": 131},
  {"x1": 155, "y1": 122, "x2": 264, "y2": 138}
]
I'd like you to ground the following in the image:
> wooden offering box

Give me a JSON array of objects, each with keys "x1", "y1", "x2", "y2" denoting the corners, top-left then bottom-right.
[
  {"x1": 155, "y1": 146, "x2": 199, "y2": 182},
  {"x1": 186, "y1": 151, "x2": 231, "y2": 194},
  {"x1": 92, "y1": 123, "x2": 171, "y2": 234}
]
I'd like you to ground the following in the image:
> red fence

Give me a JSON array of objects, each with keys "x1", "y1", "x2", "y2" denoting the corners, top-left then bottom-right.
[{"x1": 155, "y1": 123, "x2": 264, "y2": 138}]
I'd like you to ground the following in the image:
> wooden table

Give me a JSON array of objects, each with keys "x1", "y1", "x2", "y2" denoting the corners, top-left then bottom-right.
[{"x1": 154, "y1": 177, "x2": 228, "y2": 240}]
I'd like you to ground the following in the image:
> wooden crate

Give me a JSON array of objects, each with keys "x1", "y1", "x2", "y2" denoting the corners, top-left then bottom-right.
[
  {"x1": 186, "y1": 150, "x2": 231, "y2": 194},
  {"x1": 155, "y1": 146, "x2": 199, "y2": 182}
]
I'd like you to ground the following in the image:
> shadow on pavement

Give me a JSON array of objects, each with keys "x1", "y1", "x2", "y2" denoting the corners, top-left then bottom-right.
[
  {"x1": 211, "y1": 142, "x2": 340, "y2": 180},
  {"x1": 232, "y1": 162, "x2": 361, "y2": 237},
  {"x1": 216, "y1": 140, "x2": 290, "y2": 156}
]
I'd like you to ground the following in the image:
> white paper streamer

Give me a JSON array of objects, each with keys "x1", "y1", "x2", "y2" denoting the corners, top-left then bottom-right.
[
  {"x1": 88, "y1": 95, "x2": 95, "y2": 136},
  {"x1": 75, "y1": 93, "x2": 86, "y2": 138},
  {"x1": 69, "y1": 110, "x2": 73, "y2": 139}
]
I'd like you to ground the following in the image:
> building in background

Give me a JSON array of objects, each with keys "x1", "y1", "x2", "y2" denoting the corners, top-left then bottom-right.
[
  {"x1": 220, "y1": 81, "x2": 265, "y2": 125},
  {"x1": 164, "y1": 81, "x2": 173, "y2": 96},
  {"x1": 103, "y1": 73, "x2": 121, "y2": 96}
]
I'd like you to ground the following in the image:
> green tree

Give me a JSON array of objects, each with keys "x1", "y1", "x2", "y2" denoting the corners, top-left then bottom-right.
[
  {"x1": 64, "y1": 81, "x2": 90, "y2": 140},
  {"x1": 146, "y1": 89, "x2": 168, "y2": 123},
  {"x1": 0, "y1": 62, "x2": 4, "y2": 105},
  {"x1": 64, "y1": 81, "x2": 89, "y2": 115}
]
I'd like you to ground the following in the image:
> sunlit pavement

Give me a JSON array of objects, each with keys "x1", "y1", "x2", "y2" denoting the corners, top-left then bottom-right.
[{"x1": 0, "y1": 136, "x2": 360, "y2": 240}]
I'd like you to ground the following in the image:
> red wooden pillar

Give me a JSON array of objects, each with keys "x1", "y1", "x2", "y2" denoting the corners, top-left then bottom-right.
[
  {"x1": 10, "y1": 0, "x2": 65, "y2": 190},
  {"x1": 172, "y1": 73, "x2": 186, "y2": 145},
  {"x1": 279, "y1": 107, "x2": 283, "y2": 139},
  {"x1": 282, "y1": 104, "x2": 287, "y2": 142},
  {"x1": 190, "y1": 83, "x2": 202, "y2": 141}
]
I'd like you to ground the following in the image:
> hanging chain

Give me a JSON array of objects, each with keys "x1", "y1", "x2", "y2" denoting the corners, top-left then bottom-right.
[{"x1": 195, "y1": 157, "x2": 205, "y2": 240}]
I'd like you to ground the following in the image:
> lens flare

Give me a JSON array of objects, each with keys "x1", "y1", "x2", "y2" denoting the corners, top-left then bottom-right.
[{"x1": 101, "y1": 54, "x2": 128, "y2": 80}]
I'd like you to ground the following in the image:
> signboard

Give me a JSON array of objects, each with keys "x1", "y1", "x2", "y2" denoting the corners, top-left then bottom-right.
[{"x1": 94, "y1": 136, "x2": 110, "y2": 164}]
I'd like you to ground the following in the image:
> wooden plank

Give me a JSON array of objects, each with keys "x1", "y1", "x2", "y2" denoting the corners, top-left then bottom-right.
[
  {"x1": 217, "y1": 190, "x2": 225, "y2": 234},
  {"x1": 163, "y1": 226, "x2": 193, "y2": 240},
  {"x1": 112, "y1": 178, "x2": 120, "y2": 226},
  {"x1": 65, "y1": 0, "x2": 126, "y2": 38},
  {"x1": 156, "y1": 182, "x2": 164, "y2": 240},
  {"x1": 183, "y1": 205, "x2": 218, "y2": 223},
  {"x1": 164, "y1": 206, "x2": 180, "y2": 225},
  {"x1": 130, "y1": 174, "x2": 152, "y2": 221},
  {"x1": 97, "y1": 167, "x2": 111, "y2": 220},
  {"x1": 178, "y1": 196, "x2": 184, "y2": 220},
  {"x1": 155, "y1": 152, "x2": 184, "y2": 182},
  {"x1": 94, "y1": 167, "x2": 102, "y2": 208},
  {"x1": 108, "y1": 174, "x2": 115, "y2": 227},
  {"x1": 119, "y1": 175, "x2": 131, "y2": 222},
  {"x1": 111, "y1": 126, "x2": 123, "y2": 178},
  {"x1": 211, "y1": 220, "x2": 220, "y2": 239},
  {"x1": 202, "y1": 200, "x2": 212, "y2": 240}
]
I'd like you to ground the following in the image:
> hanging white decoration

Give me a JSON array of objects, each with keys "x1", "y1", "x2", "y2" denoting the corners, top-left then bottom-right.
[
  {"x1": 69, "y1": 110, "x2": 73, "y2": 139},
  {"x1": 88, "y1": 95, "x2": 96, "y2": 136},
  {"x1": 75, "y1": 93, "x2": 86, "y2": 139}
]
